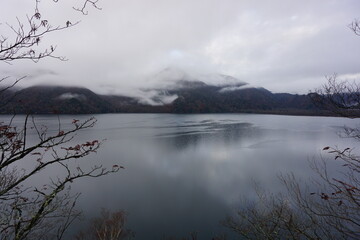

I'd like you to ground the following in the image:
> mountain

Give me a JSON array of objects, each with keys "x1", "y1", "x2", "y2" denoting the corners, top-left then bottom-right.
[
  {"x1": 0, "y1": 86, "x2": 113, "y2": 114},
  {"x1": 165, "y1": 80, "x2": 317, "y2": 114},
  {"x1": 0, "y1": 80, "x2": 321, "y2": 115}
]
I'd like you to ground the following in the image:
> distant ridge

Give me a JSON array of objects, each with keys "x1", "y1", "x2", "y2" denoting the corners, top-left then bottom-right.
[
  {"x1": 0, "y1": 85, "x2": 112, "y2": 114},
  {"x1": 0, "y1": 82, "x2": 322, "y2": 115},
  {"x1": 0, "y1": 68, "x2": 324, "y2": 115}
]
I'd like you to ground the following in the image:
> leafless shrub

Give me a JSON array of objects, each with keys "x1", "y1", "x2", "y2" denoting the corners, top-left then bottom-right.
[
  {"x1": 310, "y1": 74, "x2": 360, "y2": 118},
  {"x1": 0, "y1": 117, "x2": 122, "y2": 240},
  {"x1": 75, "y1": 209, "x2": 134, "y2": 240},
  {"x1": 225, "y1": 19, "x2": 360, "y2": 239}
]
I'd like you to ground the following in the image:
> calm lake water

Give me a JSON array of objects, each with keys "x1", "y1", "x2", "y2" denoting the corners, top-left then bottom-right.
[{"x1": 4, "y1": 113, "x2": 360, "y2": 239}]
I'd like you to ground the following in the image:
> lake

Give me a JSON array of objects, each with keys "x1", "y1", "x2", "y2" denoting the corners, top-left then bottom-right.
[{"x1": 4, "y1": 113, "x2": 360, "y2": 239}]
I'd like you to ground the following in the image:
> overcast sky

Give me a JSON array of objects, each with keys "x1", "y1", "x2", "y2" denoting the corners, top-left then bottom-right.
[{"x1": 1, "y1": 0, "x2": 360, "y2": 95}]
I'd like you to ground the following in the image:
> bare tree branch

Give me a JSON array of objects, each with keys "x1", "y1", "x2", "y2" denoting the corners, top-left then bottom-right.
[{"x1": 0, "y1": 1, "x2": 127, "y2": 239}]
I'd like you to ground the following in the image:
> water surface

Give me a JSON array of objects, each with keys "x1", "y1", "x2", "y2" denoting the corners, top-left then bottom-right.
[{"x1": 5, "y1": 114, "x2": 359, "y2": 239}]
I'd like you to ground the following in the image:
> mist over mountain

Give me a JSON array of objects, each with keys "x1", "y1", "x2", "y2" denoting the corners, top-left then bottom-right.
[
  {"x1": 0, "y1": 86, "x2": 113, "y2": 114},
  {"x1": 0, "y1": 72, "x2": 321, "y2": 115}
]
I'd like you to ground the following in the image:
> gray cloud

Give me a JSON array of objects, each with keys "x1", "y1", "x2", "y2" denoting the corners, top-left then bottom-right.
[
  {"x1": 219, "y1": 85, "x2": 253, "y2": 93},
  {"x1": 57, "y1": 93, "x2": 87, "y2": 101},
  {"x1": 1, "y1": 0, "x2": 360, "y2": 94},
  {"x1": 137, "y1": 90, "x2": 178, "y2": 106}
]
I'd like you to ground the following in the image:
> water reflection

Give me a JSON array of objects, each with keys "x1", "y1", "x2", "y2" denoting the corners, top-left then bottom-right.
[
  {"x1": 3, "y1": 114, "x2": 359, "y2": 239},
  {"x1": 154, "y1": 122, "x2": 257, "y2": 150}
]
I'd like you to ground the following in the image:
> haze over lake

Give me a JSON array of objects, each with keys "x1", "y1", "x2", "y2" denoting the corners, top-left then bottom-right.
[{"x1": 7, "y1": 113, "x2": 359, "y2": 239}]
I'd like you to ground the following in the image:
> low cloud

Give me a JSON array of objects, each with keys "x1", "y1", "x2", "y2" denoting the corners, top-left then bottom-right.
[
  {"x1": 219, "y1": 84, "x2": 254, "y2": 93},
  {"x1": 1, "y1": 0, "x2": 360, "y2": 94},
  {"x1": 137, "y1": 89, "x2": 178, "y2": 106},
  {"x1": 57, "y1": 93, "x2": 87, "y2": 101}
]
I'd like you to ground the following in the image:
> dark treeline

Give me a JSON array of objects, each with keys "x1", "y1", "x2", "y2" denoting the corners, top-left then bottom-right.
[{"x1": 0, "y1": 84, "x2": 325, "y2": 115}]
